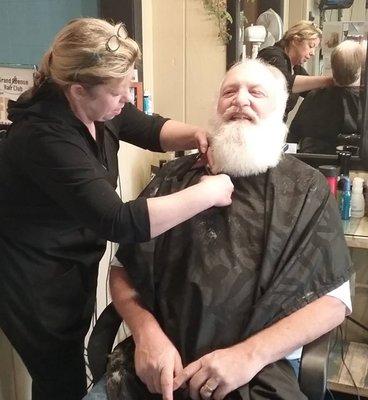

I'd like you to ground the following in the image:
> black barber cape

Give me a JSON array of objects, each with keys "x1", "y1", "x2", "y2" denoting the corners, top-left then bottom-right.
[
  {"x1": 109, "y1": 154, "x2": 351, "y2": 399},
  {"x1": 288, "y1": 86, "x2": 360, "y2": 154}
]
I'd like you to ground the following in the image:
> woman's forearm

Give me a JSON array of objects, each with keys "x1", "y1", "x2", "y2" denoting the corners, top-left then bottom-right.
[
  {"x1": 159, "y1": 120, "x2": 207, "y2": 153},
  {"x1": 147, "y1": 174, "x2": 233, "y2": 238},
  {"x1": 292, "y1": 75, "x2": 333, "y2": 93}
]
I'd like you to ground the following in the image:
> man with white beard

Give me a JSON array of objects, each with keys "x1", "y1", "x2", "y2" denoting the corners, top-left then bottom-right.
[
  {"x1": 208, "y1": 60, "x2": 288, "y2": 177},
  {"x1": 85, "y1": 59, "x2": 351, "y2": 400}
]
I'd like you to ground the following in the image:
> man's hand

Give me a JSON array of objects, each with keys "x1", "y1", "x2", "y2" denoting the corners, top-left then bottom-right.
[
  {"x1": 134, "y1": 326, "x2": 183, "y2": 400},
  {"x1": 173, "y1": 346, "x2": 262, "y2": 400}
]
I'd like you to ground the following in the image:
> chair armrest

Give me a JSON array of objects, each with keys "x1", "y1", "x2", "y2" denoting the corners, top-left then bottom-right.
[
  {"x1": 298, "y1": 330, "x2": 332, "y2": 400},
  {"x1": 87, "y1": 303, "x2": 122, "y2": 383}
]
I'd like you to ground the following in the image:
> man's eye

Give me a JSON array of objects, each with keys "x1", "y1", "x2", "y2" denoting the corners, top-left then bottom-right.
[{"x1": 251, "y1": 90, "x2": 265, "y2": 97}]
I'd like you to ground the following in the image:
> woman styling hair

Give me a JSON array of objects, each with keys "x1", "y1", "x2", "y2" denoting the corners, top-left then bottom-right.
[
  {"x1": 258, "y1": 20, "x2": 333, "y2": 119},
  {"x1": 0, "y1": 18, "x2": 233, "y2": 400},
  {"x1": 289, "y1": 39, "x2": 365, "y2": 153}
]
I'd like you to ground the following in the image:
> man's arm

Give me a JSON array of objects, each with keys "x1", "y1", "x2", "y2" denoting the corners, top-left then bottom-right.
[
  {"x1": 174, "y1": 295, "x2": 347, "y2": 400},
  {"x1": 110, "y1": 266, "x2": 183, "y2": 400}
]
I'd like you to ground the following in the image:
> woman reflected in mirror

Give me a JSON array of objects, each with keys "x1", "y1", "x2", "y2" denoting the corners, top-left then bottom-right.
[
  {"x1": 258, "y1": 21, "x2": 333, "y2": 120},
  {"x1": 288, "y1": 40, "x2": 366, "y2": 154}
]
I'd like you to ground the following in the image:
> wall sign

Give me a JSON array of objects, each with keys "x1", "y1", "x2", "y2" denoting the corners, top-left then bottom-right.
[{"x1": 0, "y1": 64, "x2": 35, "y2": 125}]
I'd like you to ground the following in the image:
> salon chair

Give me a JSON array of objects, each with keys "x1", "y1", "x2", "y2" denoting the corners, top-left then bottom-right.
[{"x1": 87, "y1": 302, "x2": 332, "y2": 400}]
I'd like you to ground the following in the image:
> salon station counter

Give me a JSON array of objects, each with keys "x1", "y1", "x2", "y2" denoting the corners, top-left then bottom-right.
[
  {"x1": 327, "y1": 216, "x2": 368, "y2": 396},
  {"x1": 343, "y1": 216, "x2": 368, "y2": 249}
]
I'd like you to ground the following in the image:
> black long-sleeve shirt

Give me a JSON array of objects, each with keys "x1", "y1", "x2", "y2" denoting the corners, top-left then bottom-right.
[
  {"x1": 0, "y1": 81, "x2": 167, "y2": 244},
  {"x1": 258, "y1": 42, "x2": 309, "y2": 118},
  {"x1": 0, "y1": 81, "x2": 169, "y2": 340}
]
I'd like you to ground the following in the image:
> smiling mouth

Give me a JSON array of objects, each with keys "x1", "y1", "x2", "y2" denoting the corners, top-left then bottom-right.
[{"x1": 230, "y1": 114, "x2": 253, "y2": 122}]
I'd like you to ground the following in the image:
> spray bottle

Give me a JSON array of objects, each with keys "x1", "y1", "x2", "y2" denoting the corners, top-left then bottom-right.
[{"x1": 318, "y1": 165, "x2": 338, "y2": 196}]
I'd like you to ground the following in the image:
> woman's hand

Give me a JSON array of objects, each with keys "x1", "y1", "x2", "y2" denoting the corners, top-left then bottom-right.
[
  {"x1": 134, "y1": 326, "x2": 183, "y2": 400},
  {"x1": 159, "y1": 120, "x2": 210, "y2": 153},
  {"x1": 194, "y1": 128, "x2": 209, "y2": 154},
  {"x1": 147, "y1": 172, "x2": 233, "y2": 238},
  {"x1": 174, "y1": 346, "x2": 262, "y2": 400},
  {"x1": 199, "y1": 174, "x2": 233, "y2": 207}
]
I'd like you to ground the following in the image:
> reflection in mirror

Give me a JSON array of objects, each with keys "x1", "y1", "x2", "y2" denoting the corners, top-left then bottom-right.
[
  {"x1": 227, "y1": 0, "x2": 368, "y2": 169},
  {"x1": 287, "y1": 39, "x2": 365, "y2": 155}
]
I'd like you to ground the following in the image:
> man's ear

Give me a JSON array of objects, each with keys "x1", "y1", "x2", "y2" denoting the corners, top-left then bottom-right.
[{"x1": 69, "y1": 83, "x2": 87, "y2": 100}]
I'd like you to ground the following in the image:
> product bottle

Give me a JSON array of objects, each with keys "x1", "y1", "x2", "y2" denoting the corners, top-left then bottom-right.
[
  {"x1": 337, "y1": 151, "x2": 352, "y2": 220},
  {"x1": 318, "y1": 165, "x2": 338, "y2": 196},
  {"x1": 365, "y1": 180, "x2": 368, "y2": 217},
  {"x1": 339, "y1": 151, "x2": 351, "y2": 173},
  {"x1": 351, "y1": 177, "x2": 365, "y2": 218},
  {"x1": 339, "y1": 177, "x2": 351, "y2": 220},
  {"x1": 143, "y1": 90, "x2": 153, "y2": 115}
]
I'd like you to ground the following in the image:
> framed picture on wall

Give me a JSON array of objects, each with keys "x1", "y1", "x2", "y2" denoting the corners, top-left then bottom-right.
[{"x1": 0, "y1": 64, "x2": 35, "y2": 125}]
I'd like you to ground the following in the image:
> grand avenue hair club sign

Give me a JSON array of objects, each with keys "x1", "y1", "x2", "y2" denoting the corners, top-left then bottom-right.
[{"x1": 0, "y1": 65, "x2": 35, "y2": 124}]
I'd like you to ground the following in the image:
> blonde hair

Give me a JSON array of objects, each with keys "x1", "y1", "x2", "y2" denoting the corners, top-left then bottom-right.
[
  {"x1": 331, "y1": 40, "x2": 366, "y2": 86},
  {"x1": 280, "y1": 20, "x2": 322, "y2": 49},
  {"x1": 34, "y1": 18, "x2": 140, "y2": 88}
]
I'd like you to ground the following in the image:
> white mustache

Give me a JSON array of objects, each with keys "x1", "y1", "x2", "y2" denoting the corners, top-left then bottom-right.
[{"x1": 222, "y1": 106, "x2": 259, "y2": 124}]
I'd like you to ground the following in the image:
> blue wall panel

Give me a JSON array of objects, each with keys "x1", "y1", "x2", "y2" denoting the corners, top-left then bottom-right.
[{"x1": 0, "y1": 0, "x2": 99, "y2": 66}]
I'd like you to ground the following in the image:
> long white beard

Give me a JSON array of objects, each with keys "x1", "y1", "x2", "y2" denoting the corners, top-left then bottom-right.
[{"x1": 209, "y1": 114, "x2": 288, "y2": 177}]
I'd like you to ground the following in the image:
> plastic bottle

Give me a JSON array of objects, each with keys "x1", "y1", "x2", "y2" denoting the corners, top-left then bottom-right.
[
  {"x1": 143, "y1": 90, "x2": 153, "y2": 115},
  {"x1": 337, "y1": 151, "x2": 352, "y2": 220},
  {"x1": 338, "y1": 151, "x2": 351, "y2": 177},
  {"x1": 351, "y1": 177, "x2": 365, "y2": 218},
  {"x1": 318, "y1": 165, "x2": 338, "y2": 196},
  {"x1": 365, "y1": 179, "x2": 368, "y2": 217},
  {"x1": 339, "y1": 177, "x2": 351, "y2": 220}
]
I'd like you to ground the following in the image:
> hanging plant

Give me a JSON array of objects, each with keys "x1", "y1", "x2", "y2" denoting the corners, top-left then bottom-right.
[
  {"x1": 202, "y1": 0, "x2": 233, "y2": 44},
  {"x1": 202, "y1": 0, "x2": 254, "y2": 45}
]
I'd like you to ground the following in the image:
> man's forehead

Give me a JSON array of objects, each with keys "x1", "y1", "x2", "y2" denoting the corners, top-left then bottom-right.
[{"x1": 222, "y1": 63, "x2": 275, "y2": 90}]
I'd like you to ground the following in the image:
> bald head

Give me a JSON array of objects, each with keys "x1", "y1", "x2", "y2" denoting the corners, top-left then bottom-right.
[
  {"x1": 217, "y1": 59, "x2": 288, "y2": 123},
  {"x1": 209, "y1": 58, "x2": 288, "y2": 177}
]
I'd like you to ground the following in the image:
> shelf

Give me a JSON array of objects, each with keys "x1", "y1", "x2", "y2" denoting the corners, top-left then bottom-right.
[
  {"x1": 130, "y1": 82, "x2": 143, "y2": 111},
  {"x1": 328, "y1": 341, "x2": 368, "y2": 397}
]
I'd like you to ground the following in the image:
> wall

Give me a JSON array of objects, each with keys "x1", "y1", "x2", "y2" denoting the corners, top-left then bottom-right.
[
  {"x1": 0, "y1": 0, "x2": 98, "y2": 66},
  {"x1": 149, "y1": 0, "x2": 226, "y2": 130}
]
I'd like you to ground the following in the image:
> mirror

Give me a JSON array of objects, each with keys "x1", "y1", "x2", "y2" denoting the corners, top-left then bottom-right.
[{"x1": 227, "y1": 0, "x2": 368, "y2": 169}]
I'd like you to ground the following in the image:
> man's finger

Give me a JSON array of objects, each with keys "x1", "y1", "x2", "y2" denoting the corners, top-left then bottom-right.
[
  {"x1": 161, "y1": 365, "x2": 174, "y2": 400},
  {"x1": 174, "y1": 354, "x2": 184, "y2": 376},
  {"x1": 173, "y1": 359, "x2": 201, "y2": 390}
]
